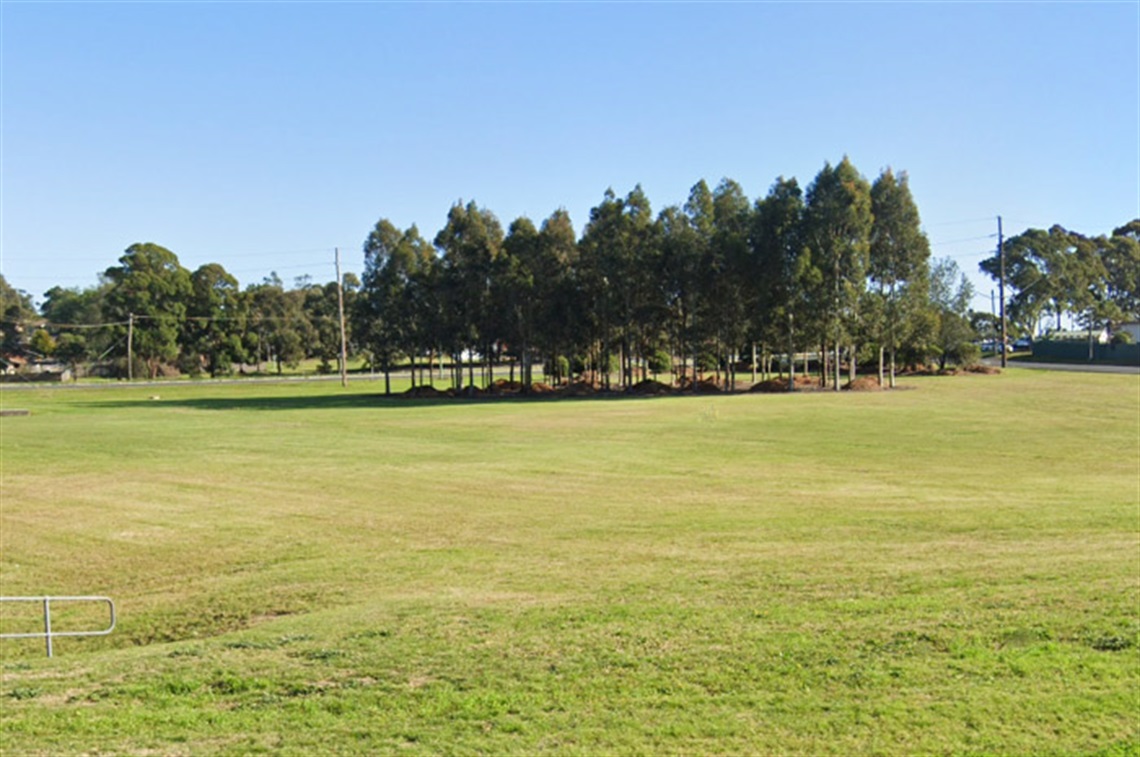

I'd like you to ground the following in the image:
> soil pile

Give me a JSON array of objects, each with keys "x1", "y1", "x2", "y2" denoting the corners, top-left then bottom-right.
[
  {"x1": 678, "y1": 376, "x2": 722, "y2": 393},
  {"x1": 844, "y1": 376, "x2": 883, "y2": 392},
  {"x1": 750, "y1": 375, "x2": 822, "y2": 392},
  {"x1": 487, "y1": 380, "x2": 524, "y2": 395},
  {"x1": 403, "y1": 385, "x2": 443, "y2": 398},
  {"x1": 630, "y1": 379, "x2": 673, "y2": 396},
  {"x1": 563, "y1": 381, "x2": 600, "y2": 396}
]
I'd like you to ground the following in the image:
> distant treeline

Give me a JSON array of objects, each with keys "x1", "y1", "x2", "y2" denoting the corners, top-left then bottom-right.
[{"x1": 2, "y1": 157, "x2": 1137, "y2": 389}]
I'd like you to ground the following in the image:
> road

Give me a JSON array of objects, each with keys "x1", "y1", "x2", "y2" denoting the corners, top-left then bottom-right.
[{"x1": 985, "y1": 358, "x2": 1139, "y2": 375}]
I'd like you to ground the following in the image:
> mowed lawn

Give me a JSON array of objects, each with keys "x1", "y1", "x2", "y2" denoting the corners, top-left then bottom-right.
[{"x1": 0, "y1": 370, "x2": 1137, "y2": 756}]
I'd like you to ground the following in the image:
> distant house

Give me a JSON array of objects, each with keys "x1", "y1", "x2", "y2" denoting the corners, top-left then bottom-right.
[
  {"x1": 0, "y1": 356, "x2": 27, "y2": 375},
  {"x1": 1114, "y1": 322, "x2": 1140, "y2": 343},
  {"x1": 0, "y1": 357, "x2": 71, "y2": 383},
  {"x1": 1042, "y1": 328, "x2": 1110, "y2": 344}
]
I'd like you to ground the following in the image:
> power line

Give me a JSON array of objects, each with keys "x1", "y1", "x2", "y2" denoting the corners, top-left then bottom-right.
[
  {"x1": 929, "y1": 233, "x2": 997, "y2": 247},
  {"x1": 925, "y1": 216, "x2": 999, "y2": 227}
]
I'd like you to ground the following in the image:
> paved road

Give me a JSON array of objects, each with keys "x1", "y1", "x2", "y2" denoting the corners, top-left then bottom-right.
[{"x1": 985, "y1": 358, "x2": 1139, "y2": 375}]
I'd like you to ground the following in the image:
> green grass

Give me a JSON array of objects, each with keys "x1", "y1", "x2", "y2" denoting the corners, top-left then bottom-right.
[{"x1": 1, "y1": 369, "x2": 1137, "y2": 755}]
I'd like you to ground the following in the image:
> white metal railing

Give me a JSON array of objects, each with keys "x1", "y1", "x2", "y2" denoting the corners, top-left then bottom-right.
[{"x1": 0, "y1": 596, "x2": 116, "y2": 657}]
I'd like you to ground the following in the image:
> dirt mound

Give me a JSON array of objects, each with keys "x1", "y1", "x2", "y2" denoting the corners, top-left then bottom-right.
[
  {"x1": 630, "y1": 379, "x2": 673, "y2": 396},
  {"x1": 678, "y1": 376, "x2": 722, "y2": 393},
  {"x1": 844, "y1": 376, "x2": 883, "y2": 391},
  {"x1": 487, "y1": 379, "x2": 523, "y2": 395},
  {"x1": 750, "y1": 375, "x2": 822, "y2": 393},
  {"x1": 403, "y1": 385, "x2": 443, "y2": 398},
  {"x1": 563, "y1": 380, "x2": 600, "y2": 396},
  {"x1": 964, "y1": 364, "x2": 1001, "y2": 375},
  {"x1": 530, "y1": 382, "x2": 556, "y2": 394}
]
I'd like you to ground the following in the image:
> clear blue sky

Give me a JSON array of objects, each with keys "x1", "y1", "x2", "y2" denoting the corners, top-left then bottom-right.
[{"x1": 2, "y1": 1, "x2": 1137, "y2": 314}]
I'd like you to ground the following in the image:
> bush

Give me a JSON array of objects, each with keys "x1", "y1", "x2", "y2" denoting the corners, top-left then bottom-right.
[{"x1": 646, "y1": 349, "x2": 672, "y2": 375}]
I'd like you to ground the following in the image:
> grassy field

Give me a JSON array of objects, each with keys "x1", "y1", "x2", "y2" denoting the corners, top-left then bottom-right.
[{"x1": 0, "y1": 370, "x2": 1137, "y2": 755}]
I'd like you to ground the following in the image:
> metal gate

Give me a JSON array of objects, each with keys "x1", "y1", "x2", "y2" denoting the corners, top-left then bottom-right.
[{"x1": 0, "y1": 596, "x2": 116, "y2": 657}]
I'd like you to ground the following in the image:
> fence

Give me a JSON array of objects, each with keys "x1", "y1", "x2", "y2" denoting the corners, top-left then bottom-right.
[
  {"x1": 0, "y1": 596, "x2": 116, "y2": 657},
  {"x1": 1032, "y1": 340, "x2": 1140, "y2": 367}
]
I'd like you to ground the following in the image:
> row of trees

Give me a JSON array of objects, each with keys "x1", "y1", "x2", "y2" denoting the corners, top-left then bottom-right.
[
  {"x1": 4, "y1": 157, "x2": 1136, "y2": 389},
  {"x1": 2, "y1": 250, "x2": 357, "y2": 380},
  {"x1": 979, "y1": 221, "x2": 1139, "y2": 338},
  {"x1": 357, "y1": 158, "x2": 970, "y2": 392}
]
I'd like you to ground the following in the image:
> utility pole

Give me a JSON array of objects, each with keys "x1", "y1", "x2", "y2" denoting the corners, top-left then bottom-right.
[
  {"x1": 998, "y1": 216, "x2": 1007, "y2": 369},
  {"x1": 127, "y1": 312, "x2": 134, "y2": 381},
  {"x1": 335, "y1": 248, "x2": 349, "y2": 389}
]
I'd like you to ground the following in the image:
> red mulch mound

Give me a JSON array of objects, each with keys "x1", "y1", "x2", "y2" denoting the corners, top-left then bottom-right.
[
  {"x1": 563, "y1": 381, "x2": 599, "y2": 396},
  {"x1": 844, "y1": 376, "x2": 883, "y2": 391},
  {"x1": 487, "y1": 379, "x2": 524, "y2": 395},
  {"x1": 678, "y1": 376, "x2": 723, "y2": 393},
  {"x1": 750, "y1": 375, "x2": 822, "y2": 392}
]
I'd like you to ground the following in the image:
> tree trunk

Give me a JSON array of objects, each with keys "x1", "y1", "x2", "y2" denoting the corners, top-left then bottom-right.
[
  {"x1": 878, "y1": 345, "x2": 885, "y2": 388},
  {"x1": 833, "y1": 342, "x2": 841, "y2": 392},
  {"x1": 788, "y1": 324, "x2": 796, "y2": 392},
  {"x1": 821, "y1": 341, "x2": 829, "y2": 389}
]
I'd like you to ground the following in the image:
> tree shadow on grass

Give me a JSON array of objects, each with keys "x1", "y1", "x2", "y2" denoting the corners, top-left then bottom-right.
[{"x1": 78, "y1": 388, "x2": 722, "y2": 413}]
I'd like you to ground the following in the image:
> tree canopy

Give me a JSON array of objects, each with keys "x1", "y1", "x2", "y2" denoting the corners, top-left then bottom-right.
[{"x1": 10, "y1": 159, "x2": 1137, "y2": 385}]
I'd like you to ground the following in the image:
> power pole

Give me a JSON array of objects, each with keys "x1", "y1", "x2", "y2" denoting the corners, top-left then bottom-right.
[
  {"x1": 335, "y1": 248, "x2": 349, "y2": 389},
  {"x1": 998, "y1": 216, "x2": 1007, "y2": 369},
  {"x1": 127, "y1": 312, "x2": 134, "y2": 381}
]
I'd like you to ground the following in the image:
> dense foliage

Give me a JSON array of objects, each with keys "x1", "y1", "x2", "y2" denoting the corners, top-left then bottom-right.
[{"x1": 3, "y1": 158, "x2": 1136, "y2": 385}]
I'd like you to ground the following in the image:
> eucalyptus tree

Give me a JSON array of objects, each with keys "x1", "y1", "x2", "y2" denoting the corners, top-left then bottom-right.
[
  {"x1": 709, "y1": 178, "x2": 752, "y2": 388},
  {"x1": 434, "y1": 201, "x2": 504, "y2": 389},
  {"x1": 980, "y1": 225, "x2": 1069, "y2": 336},
  {"x1": 751, "y1": 177, "x2": 818, "y2": 387},
  {"x1": 186, "y1": 262, "x2": 246, "y2": 376},
  {"x1": 869, "y1": 168, "x2": 931, "y2": 387},
  {"x1": 619, "y1": 186, "x2": 660, "y2": 387},
  {"x1": 499, "y1": 217, "x2": 541, "y2": 387},
  {"x1": 682, "y1": 180, "x2": 716, "y2": 388},
  {"x1": 803, "y1": 159, "x2": 873, "y2": 389},
  {"x1": 103, "y1": 243, "x2": 193, "y2": 378},
  {"x1": 535, "y1": 209, "x2": 580, "y2": 385},
  {"x1": 1104, "y1": 221, "x2": 1140, "y2": 321},
  {"x1": 358, "y1": 219, "x2": 403, "y2": 391},
  {"x1": 39, "y1": 283, "x2": 111, "y2": 367},
  {"x1": 658, "y1": 203, "x2": 701, "y2": 387},
  {"x1": 244, "y1": 273, "x2": 313, "y2": 375},
  {"x1": 395, "y1": 231, "x2": 437, "y2": 386},
  {"x1": 301, "y1": 276, "x2": 358, "y2": 376},
  {"x1": 1062, "y1": 230, "x2": 1115, "y2": 341},
  {"x1": 578, "y1": 186, "x2": 657, "y2": 389},
  {"x1": 929, "y1": 257, "x2": 979, "y2": 369},
  {"x1": 0, "y1": 275, "x2": 36, "y2": 356},
  {"x1": 359, "y1": 219, "x2": 435, "y2": 393}
]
